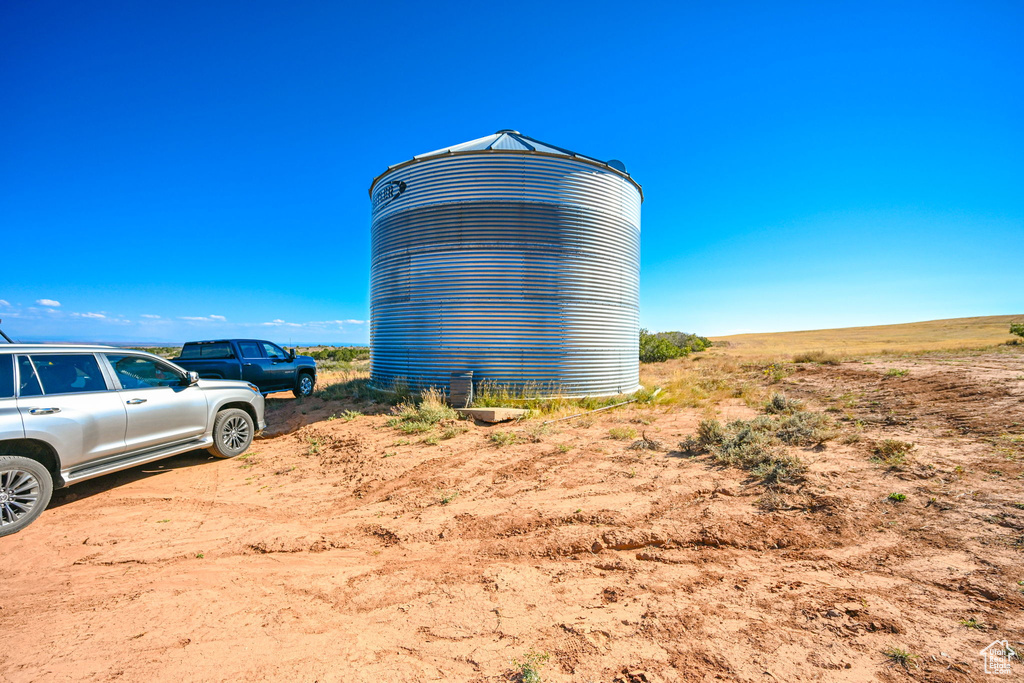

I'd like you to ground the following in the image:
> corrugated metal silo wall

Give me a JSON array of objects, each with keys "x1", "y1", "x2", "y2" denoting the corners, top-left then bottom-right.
[{"x1": 369, "y1": 154, "x2": 641, "y2": 397}]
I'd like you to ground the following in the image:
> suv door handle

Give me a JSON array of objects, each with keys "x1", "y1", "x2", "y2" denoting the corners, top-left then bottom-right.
[
  {"x1": 243, "y1": 363, "x2": 253, "y2": 366},
  {"x1": 29, "y1": 407, "x2": 61, "y2": 415},
  {"x1": 126, "y1": 398, "x2": 148, "y2": 405}
]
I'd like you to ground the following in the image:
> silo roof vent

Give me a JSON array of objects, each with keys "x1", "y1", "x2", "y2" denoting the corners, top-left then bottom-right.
[
  {"x1": 372, "y1": 130, "x2": 641, "y2": 197},
  {"x1": 415, "y1": 130, "x2": 597, "y2": 163}
]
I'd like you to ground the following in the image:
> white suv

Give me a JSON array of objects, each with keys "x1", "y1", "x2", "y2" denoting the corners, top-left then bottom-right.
[{"x1": 0, "y1": 345, "x2": 266, "y2": 537}]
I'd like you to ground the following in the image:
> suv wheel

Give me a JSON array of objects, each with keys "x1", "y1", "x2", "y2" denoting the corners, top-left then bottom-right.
[
  {"x1": 207, "y1": 408, "x2": 254, "y2": 459},
  {"x1": 293, "y1": 373, "x2": 314, "y2": 398},
  {"x1": 0, "y1": 456, "x2": 53, "y2": 538}
]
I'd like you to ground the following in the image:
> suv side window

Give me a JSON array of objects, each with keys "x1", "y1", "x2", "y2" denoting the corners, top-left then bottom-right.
[
  {"x1": 238, "y1": 342, "x2": 263, "y2": 359},
  {"x1": 262, "y1": 342, "x2": 287, "y2": 360},
  {"x1": 28, "y1": 354, "x2": 107, "y2": 395},
  {"x1": 0, "y1": 355, "x2": 13, "y2": 399},
  {"x1": 16, "y1": 356, "x2": 43, "y2": 397},
  {"x1": 107, "y1": 355, "x2": 185, "y2": 389}
]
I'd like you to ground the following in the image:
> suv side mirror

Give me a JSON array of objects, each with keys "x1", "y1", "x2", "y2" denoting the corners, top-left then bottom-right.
[
  {"x1": 288, "y1": 348, "x2": 296, "y2": 361},
  {"x1": 185, "y1": 371, "x2": 200, "y2": 386}
]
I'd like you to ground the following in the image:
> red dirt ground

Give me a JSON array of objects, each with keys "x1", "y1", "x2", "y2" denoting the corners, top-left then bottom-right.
[{"x1": 2, "y1": 350, "x2": 1022, "y2": 682}]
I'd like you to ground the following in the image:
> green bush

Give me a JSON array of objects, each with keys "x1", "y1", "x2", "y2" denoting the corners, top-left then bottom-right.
[
  {"x1": 307, "y1": 346, "x2": 370, "y2": 363},
  {"x1": 1011, "y1": 323, "x2": 1024, "y2": 339},
  {"x1": 639, "y1": 329, "x2": 711, "y2": 363}
]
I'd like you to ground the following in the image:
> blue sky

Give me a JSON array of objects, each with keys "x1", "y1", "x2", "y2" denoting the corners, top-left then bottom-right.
[{"x1": 2, "y1": 0, "x2": 1021, "y2": 344}]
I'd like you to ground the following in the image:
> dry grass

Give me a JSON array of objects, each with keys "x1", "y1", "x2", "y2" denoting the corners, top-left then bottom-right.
[
  {"x1": 709, "y1": 314, "x2": 1023, "y2": 359},
  {"x1": 640, "y1": 355, "x2": 766, "y2": 408}
]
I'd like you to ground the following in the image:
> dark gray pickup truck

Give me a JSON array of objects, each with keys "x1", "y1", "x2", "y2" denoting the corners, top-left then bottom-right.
[{"x1": 173, "y1": 339, "x2": 317, "y2": 398}]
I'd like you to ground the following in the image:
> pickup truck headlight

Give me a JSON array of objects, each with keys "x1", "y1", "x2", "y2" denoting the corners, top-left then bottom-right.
[{"x1": 246, "y1": 382, "x2": 260, "y2": 394}]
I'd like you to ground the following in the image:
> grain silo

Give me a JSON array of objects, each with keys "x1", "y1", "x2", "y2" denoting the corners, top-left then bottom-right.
[{"x1": 368, "y1": 130, "x2": 642, "y2": 399}]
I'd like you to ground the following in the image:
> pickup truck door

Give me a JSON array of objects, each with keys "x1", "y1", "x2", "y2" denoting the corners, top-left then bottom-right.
[
  {"x1": 235, "y1": 341, "x2": 274, "y2": 389},
  {"x1": 103, "y1": 354, "x2": 208, "y2": 453},
  {"x1": 261, "y1": 342, "x2": 294, "y2": 390},
  {"x1": 15, "y1": 354, "x2": 128, "y2": 470}
]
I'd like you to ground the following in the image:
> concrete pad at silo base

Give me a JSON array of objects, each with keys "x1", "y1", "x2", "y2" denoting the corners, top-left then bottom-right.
[{"x1": 456, "y1": 407, "x2": 528, "y2": 423}]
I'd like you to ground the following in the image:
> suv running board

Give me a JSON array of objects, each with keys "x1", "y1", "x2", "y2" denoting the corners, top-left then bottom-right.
[{"x1": 62, "y1": 436, "x2": 215, "y2": 486}]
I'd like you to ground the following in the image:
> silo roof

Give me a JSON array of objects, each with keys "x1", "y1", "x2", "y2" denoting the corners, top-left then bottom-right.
[{"x1": 370, "y1": 130, "x2": 642, "y2": 200}]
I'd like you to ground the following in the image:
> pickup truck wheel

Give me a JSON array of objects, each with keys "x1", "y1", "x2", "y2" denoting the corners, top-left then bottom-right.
[
  {"x1": 0, "y1": 456, "x2": 53, "y2": 538},
  {"x1": 294, "y1": 373, "x2": 314, "y2": 398},
  {"x1": 207, "y1": 409, "x2": 254, "y2": 459}
]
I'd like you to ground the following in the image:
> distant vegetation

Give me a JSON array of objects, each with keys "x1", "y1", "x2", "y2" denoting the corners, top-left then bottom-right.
[
  {"x1": 1011, "y1": 322, "x2": 1024, "y2": 339},
  {"x1": 638, "y1": 329, "x2": 711, "y2": 363},
  {"x1": 129, "y1": 346, "x2": 180, "y2": 359},
  {"x1": 302, "y1": 346, "x2": 370, "y2": 363}
]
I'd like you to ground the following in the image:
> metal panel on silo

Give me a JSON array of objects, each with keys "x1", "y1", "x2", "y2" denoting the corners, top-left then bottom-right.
[{"x1": 368, "y1": 130, "x2": 642, "y2": 398}]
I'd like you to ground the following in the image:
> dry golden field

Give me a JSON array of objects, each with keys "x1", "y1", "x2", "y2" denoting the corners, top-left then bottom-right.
[{"x1": 710, "y1": 314, "x2": 1024, "y2": 358}]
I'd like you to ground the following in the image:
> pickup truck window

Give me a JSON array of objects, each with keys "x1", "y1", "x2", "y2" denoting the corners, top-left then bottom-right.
[
  {"x1": 0, "y1": 355, "x2": 13, "y2": 398},
  {"x1": 179, "y1": 342, "x2": 233, "y2": 359},
  {"x1": 108, "y1": 355, "x2": 185, "y2": 389},
  {"x1": 238, "y1": 342, "x2": 263, "y2": 359},
  {"x1": 262, "y1": 343, "x2": 287, "y2": 360},
  {"x1": 27, "y1": 354, "x2": 107, "y2": 395}
]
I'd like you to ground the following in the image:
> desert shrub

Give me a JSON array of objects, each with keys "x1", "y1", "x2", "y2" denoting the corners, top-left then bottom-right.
[
  {"x1": 696, "y1": 419, "x2": 726, "y2": 447},
  {"x1": 884, "y1": 368, "x2": 909, "y2": 377},
  {"x1": 695, "y1": 403, "x2": 834, "y2": 484},
  {"x1": 882, "y1": 647, "x2": 919, "y2": 670},
  {"x1": 609, "y1": 426, "x2": 638, "y2": 440},
  {"x1": 775, "y1": 411, "x2": 835, "y2": 445},
  {"x1": 751, "y1": 455, "x2": 807, "y2": 485},
  {"x1": 386, "y1": 388, "x2": 457, "y2": 433},
  {"x1": 490, "y1": 431, "x2": 518, "y2": 448},
  {"x1": 1010, "y1": 323, "x2": 1024, "y2": 339},
  {"x1": 511, "y1": 649, "x2": 550, "y2": 683},
  {"x1": 628, "y1": 432, "x2": 664, "y2": 451},
  {"x1": 713, "y1": 423, "x2": 783, "y2": 467},
  {"x1": 677, "y1": 435, "x2": 703, "y2": 456},
  {"x1": 792, "y1": 350, "x2": 842, "y2": 365},
  {"x1": 764, "y1": 393, "x2": 804, "y2": 414},
  {"x1": 525, "y1": 423, "x2": 551, "y2": 443},
  {"x1": 639, "y1": 329, "x2": 711, "y2": 363},
  {"x1": 440, "y1": 424, "x2": 469, "y2": 440},
  {"x1": 871, "y1": 439, "x2": 914, "y2": 468}
]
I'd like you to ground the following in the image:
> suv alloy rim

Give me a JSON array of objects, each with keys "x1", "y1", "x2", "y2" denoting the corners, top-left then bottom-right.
[
  {"x1": 222, "y1": 415, "x2": 250, "y2": 450},
  {"x1": 0, "y1": 469, "x2": 41, "y2": 527},
  {"x1": 300, "y1": 375, "x2": 313, "y2": 395}
]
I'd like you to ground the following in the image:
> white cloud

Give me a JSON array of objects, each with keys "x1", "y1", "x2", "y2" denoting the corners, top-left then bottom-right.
[
  {"x1": 0, "y1": 300, "x2": 9, "y2": 307},
  {"x1": 36, "y1": 299, "x2": 61, "y2": 307},
  {"x1": 306, "y1": 319, "x2": 367, "y2": 327},
  {"x1": 141, "y1": 314, "x2": 161, "y2": 319},
  {"x1": 72, "y1": 312, "x2": 106, "y2": 319},
  {"x1": 179, "y1": 315, "x2": 227, "y2": 322}
]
